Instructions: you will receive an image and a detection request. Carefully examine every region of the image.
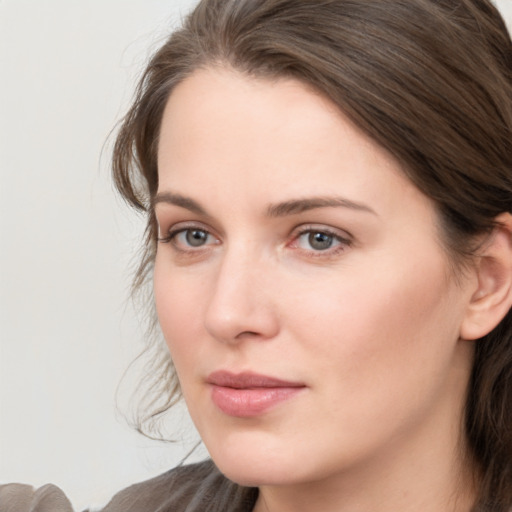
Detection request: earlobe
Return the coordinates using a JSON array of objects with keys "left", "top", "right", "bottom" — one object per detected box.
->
[{"left": 460, "top": 213, "right": 512, "bottom": 341}]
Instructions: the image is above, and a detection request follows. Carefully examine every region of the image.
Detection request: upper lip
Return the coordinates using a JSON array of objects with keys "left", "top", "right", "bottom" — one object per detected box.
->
[{"left": 206, "top": 370, "right": 305, "bottom": 389}]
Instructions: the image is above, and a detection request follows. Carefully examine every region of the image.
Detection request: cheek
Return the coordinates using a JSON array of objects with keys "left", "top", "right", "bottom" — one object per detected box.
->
[
  {"left": 288, "top": 249, "right": 462, "bottom": 394},
  {"left": 153, "top": 261, "right": 206, "bottom": 362}
]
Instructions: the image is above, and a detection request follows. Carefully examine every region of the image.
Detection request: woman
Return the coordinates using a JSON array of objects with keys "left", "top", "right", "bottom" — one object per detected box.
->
[{"left": 3, "top": 0, "right": 511, "bottom": 511}]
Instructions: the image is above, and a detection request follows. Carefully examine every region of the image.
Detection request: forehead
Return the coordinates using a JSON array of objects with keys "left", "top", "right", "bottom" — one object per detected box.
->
[
  {"left": 157, "top": 67, "right": 433, "bottom": 226},
  {"left": 160, "top": 69, "right": 394, "bottom": 182},
  {"left": 158, "top": 67, "right": 350, "bottom": 159}
]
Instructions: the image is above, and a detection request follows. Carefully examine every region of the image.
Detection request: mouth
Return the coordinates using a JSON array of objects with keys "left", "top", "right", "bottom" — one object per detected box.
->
[{"left": 206, "top": 371, "right": 306, "bottom": 417}]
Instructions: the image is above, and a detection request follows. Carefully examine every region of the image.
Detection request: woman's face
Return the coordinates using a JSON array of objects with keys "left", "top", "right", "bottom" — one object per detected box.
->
[{"left": 154, "top": 68, "right": 475, "bottom": 488}]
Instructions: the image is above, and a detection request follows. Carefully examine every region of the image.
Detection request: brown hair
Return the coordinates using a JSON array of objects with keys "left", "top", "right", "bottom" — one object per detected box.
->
[{"left": 112, "top": 0, "right": 512, "bottom": 509}]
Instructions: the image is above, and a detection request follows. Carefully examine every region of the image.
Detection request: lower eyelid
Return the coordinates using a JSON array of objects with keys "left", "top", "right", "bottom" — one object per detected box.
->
[{"left": 172, "top": 228, "right": 220, "bottom": 250}]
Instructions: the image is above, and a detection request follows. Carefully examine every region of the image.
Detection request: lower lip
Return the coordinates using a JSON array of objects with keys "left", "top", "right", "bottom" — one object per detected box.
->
[{"left": 210, "top": 385, "right": 304, "bottom": 417}]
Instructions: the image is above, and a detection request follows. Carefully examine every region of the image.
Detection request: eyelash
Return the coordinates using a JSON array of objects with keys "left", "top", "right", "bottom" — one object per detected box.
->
[
  {"left": 157, "top": 224, "right": 218, "bottom": 250},
  {"left": 290, "top": 225, "right": 352, "bottom": 257},
  {"left": 157, "top": 224, "right": 352, "bottom": 257}
]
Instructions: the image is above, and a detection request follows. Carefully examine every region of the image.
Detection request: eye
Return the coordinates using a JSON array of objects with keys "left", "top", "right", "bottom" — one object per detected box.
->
[
  {"left": 302, "top": 231, "right": 336, "bottom": 251},
  {"left": 181, "top": 228, "right": 210, "bottom": 247},
  {"left": 158, "top": 226, "right": 218, "bottom": 250},
  {"left": 291, "top": 226, "right": 351, "bottom": 254}
]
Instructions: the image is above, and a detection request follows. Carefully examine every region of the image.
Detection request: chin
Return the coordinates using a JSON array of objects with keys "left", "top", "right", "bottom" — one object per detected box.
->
[{"left": 204, "top": 432, "right": 320, "bottom": 487}]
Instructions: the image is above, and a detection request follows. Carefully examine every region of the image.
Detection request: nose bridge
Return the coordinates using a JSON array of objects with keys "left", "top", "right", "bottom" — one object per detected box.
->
[{"left": 204, "top": 239, "right": 278, "bottom": 343}]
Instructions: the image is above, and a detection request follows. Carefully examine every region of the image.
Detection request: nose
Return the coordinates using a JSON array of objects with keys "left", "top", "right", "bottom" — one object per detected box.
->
[{"left": 204, "top": 248, "right": 280, "bottom": 344}]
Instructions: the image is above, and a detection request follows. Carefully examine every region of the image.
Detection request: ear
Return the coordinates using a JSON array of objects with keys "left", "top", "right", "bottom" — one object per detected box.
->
[{"left": 460, "top": 213, "right": 512, "bottom": 341}]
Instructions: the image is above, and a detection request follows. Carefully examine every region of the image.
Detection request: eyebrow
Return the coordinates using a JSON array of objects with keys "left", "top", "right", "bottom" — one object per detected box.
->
[
  {"left": 266, "top": 196, "right": 377, "bottom": 217},
  {"left": 153, "top": 191, "right": 376, "bottom": 217},
  {"left": 153, "top": 192, "right": 208, "bottom": 216}
]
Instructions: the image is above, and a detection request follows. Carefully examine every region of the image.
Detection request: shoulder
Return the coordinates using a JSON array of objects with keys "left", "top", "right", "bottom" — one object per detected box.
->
[
  {"left": 0, "top": 460, "right": 257, "bottom": 512},
  {"left": 0, "top": 483, "right": 74, "bottom": 512},
  {"left": 99, "top": 459, "right": 258, "bottom": 512}
]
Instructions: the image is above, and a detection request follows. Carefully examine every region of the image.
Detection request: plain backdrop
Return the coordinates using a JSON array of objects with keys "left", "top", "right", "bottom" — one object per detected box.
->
[{"left": 1, "top": 0, "right": 511, "bottom": 510}]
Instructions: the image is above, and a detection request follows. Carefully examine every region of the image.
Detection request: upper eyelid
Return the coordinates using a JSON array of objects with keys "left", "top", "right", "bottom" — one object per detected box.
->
[
  {"left": 291, "top": 223, "right": 353, "bottom": 240},
  {"left": 157, "top": 220, "right": 217, "bottom": 239}
]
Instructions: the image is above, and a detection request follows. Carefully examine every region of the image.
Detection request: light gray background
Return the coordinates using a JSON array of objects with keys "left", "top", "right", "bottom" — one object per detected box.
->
[{"left": 1, "top": 1, "right": 511, "bottom": 510}]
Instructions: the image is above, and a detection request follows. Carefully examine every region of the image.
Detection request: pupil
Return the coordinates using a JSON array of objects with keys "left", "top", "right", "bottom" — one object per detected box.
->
[
  {"left": 186, "top": 229, "right": 208, "bottom": 247},
  {"left": 309, "top": 232, "right": 333, "bottom": 250}
]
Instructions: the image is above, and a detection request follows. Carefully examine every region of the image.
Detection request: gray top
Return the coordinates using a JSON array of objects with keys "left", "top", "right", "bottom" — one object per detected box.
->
[
  {"left": 0, "top": 461, "right": 258, "bottom": 512},
  {"left": 0, "top": 483, "right": 74, "bottom": 512}
]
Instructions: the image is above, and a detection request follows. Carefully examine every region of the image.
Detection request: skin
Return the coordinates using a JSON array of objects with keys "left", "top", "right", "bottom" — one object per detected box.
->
[{"left": 153, "top": 67, "right": 479, "bottom": 512}]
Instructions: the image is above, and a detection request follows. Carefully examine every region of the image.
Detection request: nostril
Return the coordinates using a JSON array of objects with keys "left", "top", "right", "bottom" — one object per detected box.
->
[{"left": 235, "top": 331, "right": 260, "bottom": 339}]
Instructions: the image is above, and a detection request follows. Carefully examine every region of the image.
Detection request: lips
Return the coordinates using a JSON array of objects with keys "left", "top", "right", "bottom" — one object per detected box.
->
[{"left": 206, "top": 371, "right": 306, "bottom": 417}]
